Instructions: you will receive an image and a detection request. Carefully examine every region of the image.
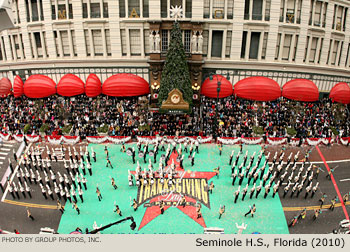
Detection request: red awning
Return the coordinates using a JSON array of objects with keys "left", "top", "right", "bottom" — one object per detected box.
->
[
  {"left": 0, "top": 78, "right": 12, "bottom": 98},
  {"left": 57, "top": 74, "right": 85, "bottom": 97},
  {"left": 330, "top": 82, "right": 350, "bottom": 104},
  {"left": 85, "top": 74, "right": 102, "bottom": 97},
  {"left": 102, "top": 73, "right": 150, "bottom": 97},
  {"left": 282, "top": 79, "right": 319, "bottom": 102},
  {"left": 24, "top": 75, "right": 56, "bottom": 98},
  {"left": 13, "top": 76, "right": 24, "bottom": 98},
  {"left": 201, "top": 75, "right": 233, "bottom": 98},
  {"left": 234, "top": 76, "right": 281, "bottom": 101}
]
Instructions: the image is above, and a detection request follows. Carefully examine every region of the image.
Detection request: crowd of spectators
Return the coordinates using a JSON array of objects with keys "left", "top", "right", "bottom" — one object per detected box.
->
[
  {"left": 202, "top": 96, "right": 350, "bottom": 139},
  {"left": 0, "top": 95, "right": 349, "bottom": 139}
]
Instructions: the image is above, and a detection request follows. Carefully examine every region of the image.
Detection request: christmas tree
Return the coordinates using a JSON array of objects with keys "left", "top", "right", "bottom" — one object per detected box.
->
[{"left": 158, "top": 21, "right": 193, "bottom": 106}]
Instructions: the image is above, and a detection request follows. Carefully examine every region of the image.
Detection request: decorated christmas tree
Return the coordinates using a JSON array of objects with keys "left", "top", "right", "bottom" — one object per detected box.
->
[{"left": 158, "top": 21, "right": 193, "bottom": 106}]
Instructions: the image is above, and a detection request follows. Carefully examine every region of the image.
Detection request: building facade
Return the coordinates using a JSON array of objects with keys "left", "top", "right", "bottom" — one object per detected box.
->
[{"left": 1, "top": 0, "right": 350, "bottom": 101}]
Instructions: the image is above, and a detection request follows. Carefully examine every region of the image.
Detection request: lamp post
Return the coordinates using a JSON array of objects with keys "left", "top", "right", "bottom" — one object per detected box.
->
[{"left": 207, "top": 72, "right": 230, "bottom": 141}]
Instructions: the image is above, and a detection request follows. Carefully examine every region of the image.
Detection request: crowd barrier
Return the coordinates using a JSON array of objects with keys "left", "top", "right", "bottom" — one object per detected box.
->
[{"left": 1, "top": 132, "right": 349, "bottom": 146}]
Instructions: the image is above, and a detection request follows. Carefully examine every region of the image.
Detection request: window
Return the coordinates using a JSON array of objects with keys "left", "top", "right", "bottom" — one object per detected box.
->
[
  {"left": 83, "top": 2, "right": 88, "bottom": 18},
  {"left": 84, "top": 30, "right": 90, "bottom": 56},
  {"left": 331, "top": 40, "right": 339, "bottom": 65},
  {"left": 338, "top": 41, "right": 343, "bottom": 65},
  {"left": 71, "top": 30, "right": 77, "bottom": 56},
  {"left": 121, "top": 29, "right": 127, "bottom": 56},
  {"left": 314, "top": 1, "right": 322, "bottom": 26},
  {"left": 119, "top": 0, "right": 126, "bottom": 17},
  {"left": 143, "top": 0, "right": 149, "bottom": 18},
  {"left": 317, "top": 38, "right": 323, "bottom": 63},
  {"left": 69, "top": 3, "right": 73, "bottom": 19},
  {"left": 0, "top": 42, "right": 3, "bottom": 61},
  {"left": 211, "top": 30, "right": 223, "bottom": 58},
  {"left": 282, "top": 34, "right": 292, "bottom": 60},
  {"left": 296, "top": 0, "right": 302, "bottom": 24},
  {"left": 129, "top": 0, "right": 140, "bottom": 17},
  {"left": 61, "top": 31, "right": 70, "bottom": 56},
  {"left": 326, "top": 39, "right": 332, "bottom": 64},
  {"left": 279, "top": 0, "right": 284, "bottom": 22},
  {"left": 249, "top": 32, "right": 260, "bottom": 59},
  {"left": 161, "top": 30, "right": 169, "bottom": 52},
  {"left": 343, "top": 8, "right": 348, "bottom": 32},
  {"left": 336, "top": 7, "right": 342, "bottom": 31},
  {"left": 14, "top": 35, "right": 21, "bottom": 59},
  {"left": 265, "top": 0, "right": 271, "bottom": 21},
  {"left": 213, "top": 0, "right": 225, "bottom": 19},
  {"left": 58, "top": 3, "right": 67, "bottom": 19},
  {"left": 8, "top": 36, "right": 14, "bottom": 60},
  {"left": 322, "top": 3, "right": 327, "bottom": 27},
  {"left": 105, "top": 29, "right": 111, "bottom": 56},
  {"left": 244, "top": 0, "right": 250, "bottom": 20},
  {"left": 144, "top": 29, "right": 150, "bottom": 55},
  {"left": 202, "top": 30, "right": 209, "bottom": 56},
  {"left": 332, "top": 5, "right": 336, "bottom": 29},
  {"left": 92, "top": 29, "right": 103, "bottom": 56},
  {"left": 293, "top": 35, "right": 298, "bottom": 61},
  {"left": 261, "top": 32, "right": 268, "bottom": 59},
  {"left": 241, "top": 31, "right": 247, "bottom": 58},
  {"left": 225, "top": 31, "right": 232, "bottom": 57},
  {"left": 185, "top": 0, "right": 192, "bottom": 18},
  {"left": 309, "top": 37, "right": 318, "bottom": 63},
  {"left": 91, "top": 2, "right": 101, "bottom": 18},
  {"left": 54, "top": 30, "right": 60, "bottom": 56},
  {"left": 303, "top": 36, "right": 309, "bottom": 62},
  {"left": 275, "top": 33, "right": 281, "bottom": 60},
  {"left": 34, "top": 32, "right": 42, "bottom": 48},
  {"left": 161, "top": 0, "right": 167, "bottom": 18},
  {"left": 309, "top": 0, "right": 313, "bottom": 25},
  {"left": 227, "top": 0, "right": 234, "bottom": 19},
  {"left": 184, "top": 30, "right": 191, "bottom": 53},
  {"left": 204, "top": 0, "right": 210, "bottom": 18},
  {"left": 1, "top": 37, "right": 7, "bottom": 60},
  {"left": 103, "top": 2, "right": 109, "bottom": 18},
  {"left": 130, "top": 29, "right": 141, "bottom": 56},
  {"left": 345, "top": 43, "right": 350, "bottom": 67},
  {"left": 20, "top": 34, "right": 25, "bottom": 59},
  {"left": 252, "top": 0, "right": 263, "bottom": 20}
]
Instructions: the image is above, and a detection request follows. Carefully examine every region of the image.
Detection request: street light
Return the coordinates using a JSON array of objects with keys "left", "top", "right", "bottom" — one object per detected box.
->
[{"left": 207, "top": 72, "right": 230, "bottom": 140}]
